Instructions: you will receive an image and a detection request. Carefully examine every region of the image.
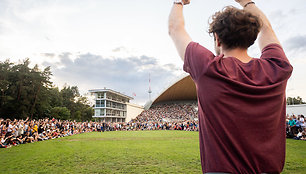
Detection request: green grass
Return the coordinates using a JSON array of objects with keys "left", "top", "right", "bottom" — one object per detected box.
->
[{"left": 0, "top": 131, "right": 305, "bottom": 174}]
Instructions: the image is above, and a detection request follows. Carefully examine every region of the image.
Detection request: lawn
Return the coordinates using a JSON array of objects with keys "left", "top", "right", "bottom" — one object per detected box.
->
[{"left": 0, "top": 131, "right": 305, "bottom": 174}]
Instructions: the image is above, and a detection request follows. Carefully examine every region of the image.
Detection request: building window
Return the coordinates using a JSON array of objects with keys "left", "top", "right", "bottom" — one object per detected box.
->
[
  {"left": 106, "top": 101, "right": 111, "bottom": 107},
  {"left": 96, "top": 100, "right": 105, "bottom": 107},
  {"left": 95, "top": 109, "right": 100, "bottom": 116},
  {"left": 100, "top": 109, "right": 105, "bottom": 116},
  {"left": 97, "top": 92, "right": 104, "bottom": 99},
  {"left": 94, "top": 109, "right": 105, "bottom": 116}
]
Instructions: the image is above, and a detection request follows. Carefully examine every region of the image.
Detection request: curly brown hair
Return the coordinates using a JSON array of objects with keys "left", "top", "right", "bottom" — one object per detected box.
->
[{"left": 209, "top": 6, "right": 262, "bottom": 49}]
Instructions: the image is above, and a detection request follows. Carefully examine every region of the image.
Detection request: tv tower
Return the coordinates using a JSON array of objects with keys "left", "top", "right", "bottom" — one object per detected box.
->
[{"left": 148, "top": 73, "right": 152, "bottom": 101}]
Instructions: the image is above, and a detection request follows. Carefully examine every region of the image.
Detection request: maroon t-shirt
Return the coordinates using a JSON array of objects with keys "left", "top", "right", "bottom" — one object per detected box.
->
[{"left": 183, "top": 42, "right": 293, "bottom": 174}]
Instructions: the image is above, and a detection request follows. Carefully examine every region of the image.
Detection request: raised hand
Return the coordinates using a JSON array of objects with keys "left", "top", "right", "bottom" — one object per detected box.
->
[
  {"left": 234, "top": 0, "right": 252, "bottom": 7},
  {"left": 183, "top": 0, "right": 190, "bottom": 5}
]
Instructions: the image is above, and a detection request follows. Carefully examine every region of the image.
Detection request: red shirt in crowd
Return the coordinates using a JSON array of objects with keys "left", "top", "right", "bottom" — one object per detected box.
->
[{"left": 183, "top": 42, "right": 293, "bottom": 173}]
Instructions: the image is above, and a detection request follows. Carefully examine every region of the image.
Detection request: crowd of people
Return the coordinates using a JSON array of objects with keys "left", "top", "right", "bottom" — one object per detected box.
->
[
  {"left": 286, "top": 114, "right": 306, "bottom": 140},
  {"left": 0, "top": 117, "right": 97, "bottom": 148},
  {"left": 0, "top": 102, "right": 199, "bottom": 148},
  {"left": 135, "top": 103, "right": 198, "bottom": 122},
  {"left": 98, "top": 120, "right": 198, "bottom": 132},
  {"left": 1, "top": 103, "right": 304, "bottom": 149},
  {"left": 0, "top": 118, "right": 198, "bottom": 148}
]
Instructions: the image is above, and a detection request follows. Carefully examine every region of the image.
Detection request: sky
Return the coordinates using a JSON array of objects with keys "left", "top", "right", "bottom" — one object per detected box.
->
[{"left": 0, "top": 0, "right": 305, "bottom": 105}]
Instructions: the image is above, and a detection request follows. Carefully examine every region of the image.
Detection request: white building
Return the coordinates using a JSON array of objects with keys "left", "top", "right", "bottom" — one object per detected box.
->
[
  {"left": 126, "top": 103, "right": 144, "bottom": 122},
  {"left": 89, "top": 88, "right": 143, "bottom": 122}
]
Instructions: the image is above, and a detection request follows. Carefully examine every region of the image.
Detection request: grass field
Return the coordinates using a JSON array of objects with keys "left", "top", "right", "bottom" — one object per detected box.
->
[{"left": 0, "top": 131, "right": 305, "bottom": 174}]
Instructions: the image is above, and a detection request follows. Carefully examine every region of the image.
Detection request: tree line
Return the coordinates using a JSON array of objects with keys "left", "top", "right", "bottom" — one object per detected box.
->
[
  {"left": 286, "top": 96, "right": 306, "bottom": 105},
  {"left": 0, "top": 59, "right": 93, "bottom": 121}
]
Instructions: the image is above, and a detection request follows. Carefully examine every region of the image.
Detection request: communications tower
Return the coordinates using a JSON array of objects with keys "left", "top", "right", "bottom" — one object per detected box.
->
[{"left": 148, "top": 73, "right": 152, "bottom": 101}]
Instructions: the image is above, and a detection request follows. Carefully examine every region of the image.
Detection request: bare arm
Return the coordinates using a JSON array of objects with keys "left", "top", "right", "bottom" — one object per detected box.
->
[
  {"left": 168, "top": 1, "right": 192, "bottom": 61},
  {"left": 236, "top": 0, "right": 280, "bottom": 51}
]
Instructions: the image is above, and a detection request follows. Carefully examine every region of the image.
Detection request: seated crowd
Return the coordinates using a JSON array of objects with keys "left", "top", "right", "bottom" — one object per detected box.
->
[
  {"left": 286, "top": 114, "right": 306, "bottom": 140},
  {"left": 135, "top": 102, "right": 198, "bottom": 122},
  {"left": 0, "top": 117, "right": 96, "bottom": 148},
  {"left": 2, "top": 102, "right": 303, "bottom": 149},
  {"left": 0, "top": 118, "right": 198, "bottom": 148},
  {"left": 0, "top": 103, "right": 198, "bottom": 148},
  {"left": 98, "top": 120, "right": 198, "bottom": 132}
]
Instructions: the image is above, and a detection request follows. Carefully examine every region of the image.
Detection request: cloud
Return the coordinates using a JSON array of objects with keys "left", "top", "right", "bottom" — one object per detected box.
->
[
  {"left": 42, "top": 53, "right": 183, "bottom": 105},
  {"left": 40, "top": 53, "right": 55, "bottom": 58},
  {"left": 112, "top": 46, "right": 125, "bottom": 52},
  {"left": 269, "top": 8, "right": 299, "bottom": 27},
  {"left": 45, "top": 36, "right": 51, "bottom": 41},
  {"left": 285, "top": 35, "right": 306, "bottom": 53}
]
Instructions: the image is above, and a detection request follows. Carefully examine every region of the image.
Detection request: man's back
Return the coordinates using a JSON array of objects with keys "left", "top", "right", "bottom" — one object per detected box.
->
[
  {"left": 184, "top": 42, "right": 293, "bottom": 173},
  {"left": 169, "top": 0, "right": 293, "bottom": 173}
]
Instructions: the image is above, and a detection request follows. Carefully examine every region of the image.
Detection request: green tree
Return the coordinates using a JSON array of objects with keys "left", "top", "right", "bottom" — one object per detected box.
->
[
  {"left": 0, "top": 59, "right": 93, "bottom": 121},
  {"left": 60, "top": 86, "right": 80, "bottom": 119},
  {"left": 0, "top": 60, "right": 13, "bottom": 112},
  {"left": 76, "top": 96, "right": 94, "bottom": 121},
  {"left": 0, "top": 59, "right": 52, "bottom": 119},
  {"left": 50, "top": 107, "right": 71, "bottom": 120},
  {"left": 60, "top": 87, "right": 93, "bottom": 121},
  {"left": 287, "top": 96, "right": 306, "bottom": 105}
]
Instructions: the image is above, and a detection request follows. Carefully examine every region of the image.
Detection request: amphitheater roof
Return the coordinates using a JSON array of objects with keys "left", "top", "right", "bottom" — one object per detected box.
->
[{"left": 151, "top": 75, "right": 197, "bottom": 105}]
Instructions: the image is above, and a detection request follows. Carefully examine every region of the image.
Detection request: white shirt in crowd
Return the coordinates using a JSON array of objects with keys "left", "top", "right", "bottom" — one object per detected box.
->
[
  {"left": 299, "top": 117, "right": 305, "bottom": 127},
  {"left": 7, "top": 124, "right": 13, "bottom": 132}
]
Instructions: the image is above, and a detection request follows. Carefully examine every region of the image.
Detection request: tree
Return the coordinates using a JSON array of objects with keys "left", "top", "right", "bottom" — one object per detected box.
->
[
  {"left": 28, "top": 65, "right": 52, "bottom": 119},
  {"left": 60, "top": 86, "right": 93, "bottom": 121},
  {"left": 0, "top": 59, "right": 52, "bottom": 119},
  {"left": 76, "top": 96, "right": 94, "bottom": 121},
  {"left": 50, "top": 107, "right": 71, "bottom": 120},
  {"left": 287, "top": 96, "right": 306, "bottom": 105},
  {"left": 0, "top": 59, "right": 93, "bottom": 121},
  {"left": 3, "top": 59, "right": 34, "bottom": 119},
  {"left": 49, "top": 87, "right": 63, "bottom": 107},
  {"left": 0, "top": 60, "right": 13, "bottom": 112}
]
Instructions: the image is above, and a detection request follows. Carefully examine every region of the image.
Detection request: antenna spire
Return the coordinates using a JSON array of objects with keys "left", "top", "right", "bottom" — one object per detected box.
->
[{"left": 148, "top": 73, "right": 152, "bottom": 101}]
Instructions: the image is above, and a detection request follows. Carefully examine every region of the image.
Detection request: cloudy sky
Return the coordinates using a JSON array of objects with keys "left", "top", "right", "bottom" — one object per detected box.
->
[{"left": 0, "top": 0, "right": 305, "bottom": 105}]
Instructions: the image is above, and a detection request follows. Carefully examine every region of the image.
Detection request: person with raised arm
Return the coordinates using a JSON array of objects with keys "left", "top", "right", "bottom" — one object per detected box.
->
[{"left": 169, "top": 0, "right": 293, "bottom": 173}]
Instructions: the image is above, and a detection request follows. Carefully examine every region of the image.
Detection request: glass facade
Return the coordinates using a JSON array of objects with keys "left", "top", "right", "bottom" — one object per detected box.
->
[
  {"left": 95, "top": 100, "right": 105, "bottom": 107},
  {"left": 105, "top": 101, "right": 125, "bottom": 110},
  {"left": 92, "top": 90, "right": 131, "bottom": 122},
  {"left": 94, "top": 109, "right": 105, "bottom": 116},
  {"left": 97, "top": 92, "right": 105, "bottom": 99}
]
